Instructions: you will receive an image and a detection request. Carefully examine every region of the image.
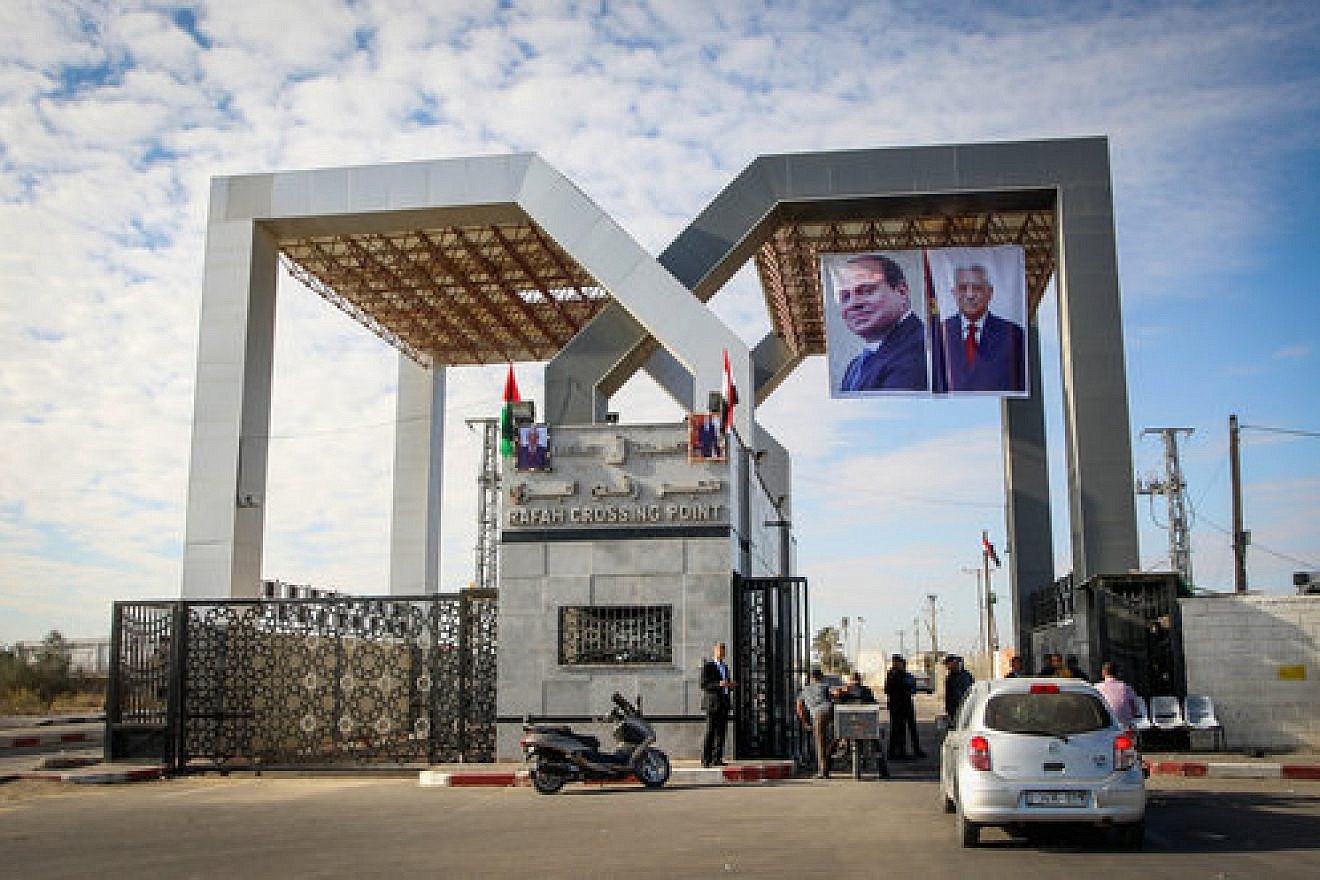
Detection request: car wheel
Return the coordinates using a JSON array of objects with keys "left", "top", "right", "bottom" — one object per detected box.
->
[
  {"left": 942, "top": 787, "right": 956, "bottom": 814},
  {"left": 1116, "top": 820, "right": 1145, "bottom": 849}
]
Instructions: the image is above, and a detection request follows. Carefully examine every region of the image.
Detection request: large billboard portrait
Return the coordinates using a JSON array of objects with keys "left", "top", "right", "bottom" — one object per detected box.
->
[
  {"left": 821, "top": 251, "right": 930, "bottom": 397},
  {"left": 927, "top": 245, "right": 1028, "bottom": 397},
  {"left": 821, "top": 246, "right": 1028, "bottom": 399}
]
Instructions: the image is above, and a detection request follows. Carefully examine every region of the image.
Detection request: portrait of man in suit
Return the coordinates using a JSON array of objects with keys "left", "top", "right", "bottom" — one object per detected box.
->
[
  {"left": 939, "top": 262, "right": 1026, "bottom": 393},
  {"left": 515, "top": 424, "right": 550, "bottom": 471},
  {"left": 687, "top": 412, "right": 725, "bottom": 461},
  {"left": 828, "top": 253, "right": 929, "bottom": 394}
]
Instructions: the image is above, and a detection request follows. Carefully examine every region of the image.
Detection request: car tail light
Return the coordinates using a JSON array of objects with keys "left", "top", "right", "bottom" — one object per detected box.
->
[
  {"left": 519, "top": 737, "right": 529, "bottom": 748},
  {"left": 1029, "top": 684, "right": 1060, "bottom": 694},
  {"left": 1114, "top": 733, "right": 1138, "bottom": 771},
  {"left": 968, "top": 735, "right": 992, "bottom": 771}
]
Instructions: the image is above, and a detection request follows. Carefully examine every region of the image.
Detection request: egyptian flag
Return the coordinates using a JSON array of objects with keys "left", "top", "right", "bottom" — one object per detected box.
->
[
  {"left": 925, "top": 250, "right": 949, "bottom": 394},
  {"left": 499, "top": 363, "right": 520, "bottom": 458},
  {"left": 721, "top": 348, "right": 739, "bottom": 433},
  {"left": 982, "top": 531, "right": 1002, "bottom": 568}
]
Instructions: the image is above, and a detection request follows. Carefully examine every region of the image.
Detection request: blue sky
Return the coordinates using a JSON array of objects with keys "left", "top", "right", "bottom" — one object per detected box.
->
[{"left": 1, "top": 1, "right": 1318, "bottom": 658}]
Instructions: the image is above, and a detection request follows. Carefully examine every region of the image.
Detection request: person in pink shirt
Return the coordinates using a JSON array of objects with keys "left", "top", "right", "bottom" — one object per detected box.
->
[{"left": 1095, "top": 661, "right": 1142, "bottom": 726}]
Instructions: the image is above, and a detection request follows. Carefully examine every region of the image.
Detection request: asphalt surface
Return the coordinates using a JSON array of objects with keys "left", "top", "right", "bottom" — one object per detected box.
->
[{"left": 4, "top": 771, "right": 1319, "bottom": 878}]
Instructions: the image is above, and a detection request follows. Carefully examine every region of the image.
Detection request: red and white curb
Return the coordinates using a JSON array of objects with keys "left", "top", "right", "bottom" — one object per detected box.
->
[
  {"left": 0, "top": 731, "right": 98, "bottom": 751},
  {"left": 419, "top": 761, "right": 795, "bottom": 788},
  {"left": 1, "top": 767, "right": 162, "bottom": 785},
  {"left": 1144, "top": 760, "right": 1320, "bottom": 780}
]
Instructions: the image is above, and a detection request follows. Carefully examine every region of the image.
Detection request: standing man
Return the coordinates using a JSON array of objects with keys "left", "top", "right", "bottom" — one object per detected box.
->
[
  {"left": 834, "top": 254, "right": 929, "bottom": 392},
  {"left": 943, "top": 655, "right": 974, "bottom": 718},
  {"left": 699, "top": 642, "right": 734, "bottom": 767},
  {"left": 796, "top": 668, "right": 835, "bottom": 779},
  {"left": 884, "top": 655, "right": 924, "bottom": 760},
  {"left": 940, "top": 264, "right": 1025, "bottom": 392},
  {"left": 1095, "top": 662, "right": 1143, "bottom": 727}
]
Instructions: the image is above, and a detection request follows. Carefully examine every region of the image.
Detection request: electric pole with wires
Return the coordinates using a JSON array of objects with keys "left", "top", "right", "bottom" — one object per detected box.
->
[{"left": 1137, "top": 427, "right": 1195, "bottom": 588}]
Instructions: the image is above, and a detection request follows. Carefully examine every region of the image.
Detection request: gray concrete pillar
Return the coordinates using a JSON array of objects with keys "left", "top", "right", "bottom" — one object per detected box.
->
[
  {"left": 389, "top": 357, "right": 445, "bottom": 594},
  {"left": 1002, "top": 324, "right": 1054, "bottom": 664},
  {"left": 181, "top": 190, "right": 278, "bottom": 598},
  {"left": 1055, "top": 149, "right": 1139, "bottom": 579}
]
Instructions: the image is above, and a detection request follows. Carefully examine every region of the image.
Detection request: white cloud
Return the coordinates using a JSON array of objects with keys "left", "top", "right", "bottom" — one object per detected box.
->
[{"left": 3, "top": 0, "right": 1320, "bottom": 645}]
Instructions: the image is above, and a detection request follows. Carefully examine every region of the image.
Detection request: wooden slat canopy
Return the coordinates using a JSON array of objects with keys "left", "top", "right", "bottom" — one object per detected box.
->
[{"left": 279, "top": 222, "right": 609, "bottom": 366}]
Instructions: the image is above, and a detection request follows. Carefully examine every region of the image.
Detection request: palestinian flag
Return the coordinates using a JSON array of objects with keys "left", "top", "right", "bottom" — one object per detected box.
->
[{"left": 499, "top": 363, "right": 520, "bottom": 458}]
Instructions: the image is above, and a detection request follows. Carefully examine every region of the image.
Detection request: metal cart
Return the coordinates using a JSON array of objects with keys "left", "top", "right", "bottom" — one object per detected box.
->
[{"left": 832, "top": 705, "right": 890, "bottom": 779}]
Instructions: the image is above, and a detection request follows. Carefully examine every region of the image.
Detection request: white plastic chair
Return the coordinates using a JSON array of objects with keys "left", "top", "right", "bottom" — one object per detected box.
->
[
  {"left": 1184, "top": 695, "right": 1226, "bottom": 751},
  {"left": 1150, "top": 695, "right": 1187, "bottom": 731},
  {"left": 1131, "top": 696, "right": 1155, "bottom": 732}
]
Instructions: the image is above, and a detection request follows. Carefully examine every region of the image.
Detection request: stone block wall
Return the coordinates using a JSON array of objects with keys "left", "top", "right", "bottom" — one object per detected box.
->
[
  {"left": 1180, "top": 595, "right": 1320, "bottom": 751},
  {"left": 495, "top": 536, "right": 733, "bottom": 760}
]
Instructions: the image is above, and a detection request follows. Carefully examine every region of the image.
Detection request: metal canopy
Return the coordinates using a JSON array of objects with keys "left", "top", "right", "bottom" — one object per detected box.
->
[
  {"left": 754, "top": 206, "right": 1056, "bottom": 358},
  {"left": 278, "top": 221, "right": 609, "bottom": 367}
]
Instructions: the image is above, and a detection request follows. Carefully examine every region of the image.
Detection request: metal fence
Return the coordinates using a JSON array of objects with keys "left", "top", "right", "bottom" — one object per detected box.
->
[
  {"left": 733, "top": 576, "right": 809, "bottom": 761},
  {"left": 106, "top": 592, "right": 497, "bottom": 772}
]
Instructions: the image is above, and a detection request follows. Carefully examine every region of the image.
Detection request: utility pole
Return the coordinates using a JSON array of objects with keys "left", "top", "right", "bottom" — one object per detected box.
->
[
  {"left": 913, "top": 615, "right": 922, "bottom": 659},
  {"left": 926, "top": 594, "right": 940, "bottom": 657},
  {"left": 855, "top": 616, "right": 865, "bottom": 667},
  {"left": 960, "top": 566, "right": 983, "bottom": 658},
  {"left": 1229, "top": 414, "right": 1248, "bottom": 593},
  {"left": 897, "top": 628, "right": 906, "bottom": 658},
  {"left": 466, "top": 418, "right": 500, "bottom": 592},
  {"left": 981, "top": 534, "right": 996, "bottom": 658},
  {"left": 1137, "top": 426, "right": 1196, "bottom": 587}
]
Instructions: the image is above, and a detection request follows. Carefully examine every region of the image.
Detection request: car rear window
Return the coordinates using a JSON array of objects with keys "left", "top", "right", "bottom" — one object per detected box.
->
[{"left": 984, "top": 692, "right": 1112, "bottom": 735}]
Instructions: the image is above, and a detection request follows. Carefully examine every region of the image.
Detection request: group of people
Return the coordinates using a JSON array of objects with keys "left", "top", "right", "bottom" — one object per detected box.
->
[
  {"left": 1021, "top": 651, "right": 1087, "bottom": 679},
  {"left": 701, "top": 642, "right": 1143, "bottom": 774},
  {"left": 792, "top": 654, "right": 960, "bottom": 778},
  {"left": 793, "top": 668, "right": 891, "bottom": 779}
]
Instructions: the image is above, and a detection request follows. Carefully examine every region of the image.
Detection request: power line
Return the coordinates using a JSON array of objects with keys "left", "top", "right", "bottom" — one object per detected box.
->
[
  {"left": 1190, "top": 506, "right": 1320, "bottom": 570},
  {"left": 1240, "top": 424, "right": 1320, "bottom": 440}
]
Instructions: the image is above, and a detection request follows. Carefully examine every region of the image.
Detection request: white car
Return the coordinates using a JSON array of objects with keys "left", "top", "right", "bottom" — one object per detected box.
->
[{"left": 939, "top": 678, "right": 1146, "bottom": 848}]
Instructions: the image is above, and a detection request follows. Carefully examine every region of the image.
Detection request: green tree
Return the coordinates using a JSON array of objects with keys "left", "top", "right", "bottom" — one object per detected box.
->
[
  {"left": 811, "top": 626, "right": 852, "bottom": 675},
  {"left": 32, "top": 630, "right": 73, "bottom": 700}
]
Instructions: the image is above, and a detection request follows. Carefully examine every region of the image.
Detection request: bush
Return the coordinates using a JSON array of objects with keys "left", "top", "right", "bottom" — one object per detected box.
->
[
  {"left": 1, "top": 631, "right": 99, "bottom": 714},
  {"left": 0, "top": 687, "right": 46, "bottom": 715}
]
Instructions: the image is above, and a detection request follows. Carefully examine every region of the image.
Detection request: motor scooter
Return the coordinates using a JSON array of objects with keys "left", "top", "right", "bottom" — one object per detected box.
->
[{"left": 520, "top": 692, "right": 671, "bottom": 794}]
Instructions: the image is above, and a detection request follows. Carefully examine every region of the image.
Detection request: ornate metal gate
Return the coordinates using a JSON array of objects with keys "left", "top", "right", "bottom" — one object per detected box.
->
[
  {"left": 732, "top": 575, "right": 809, "bottom": 760},
  {"left": 106, "top": 592, "right": 497, "bottom": 771}
]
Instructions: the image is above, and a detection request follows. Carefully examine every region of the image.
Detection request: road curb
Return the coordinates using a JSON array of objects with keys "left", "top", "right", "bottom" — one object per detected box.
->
[
  {"left": 1, "top": 766, "right": 163, "bottom": 785},
  {"left": 0, "top": 731, "right": 99, "bottom": 751},
  {"left": 419, "top": 761, "right": 795, "bottom": 788},
  {"left": 1143, "top": 760, "right": 1320, "bottom": 780}
]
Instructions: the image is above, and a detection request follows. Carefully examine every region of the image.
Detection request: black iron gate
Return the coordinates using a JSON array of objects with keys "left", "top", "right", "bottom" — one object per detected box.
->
[
  {"left": 732, "top": 575, "right": 809, "bottom": 760},
  {"left": 106, "top": 592, "right": 497, "bottom": 771}
]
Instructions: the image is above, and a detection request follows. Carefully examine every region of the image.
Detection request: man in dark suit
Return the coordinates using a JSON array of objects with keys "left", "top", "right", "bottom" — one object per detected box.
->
[
  {"left": 883, "top": 655, "right": 925, "bottom": 759},
  {"left": 835, "top": 254, "right": 929, "bottom": 392},
  {"left": 699, "top": 641, "right": 735, "bottom": 767},
  {"left": 940, "top": 264, "right": 1025, "bottom": 392}
]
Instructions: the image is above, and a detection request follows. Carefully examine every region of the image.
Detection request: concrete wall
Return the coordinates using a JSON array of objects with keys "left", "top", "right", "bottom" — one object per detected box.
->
[
  {"left": 1181, "top": 595, "right": 1320, "bottom": 751},
  {"left": 495, "top": 536, "right": 732, "bottom": 760}
]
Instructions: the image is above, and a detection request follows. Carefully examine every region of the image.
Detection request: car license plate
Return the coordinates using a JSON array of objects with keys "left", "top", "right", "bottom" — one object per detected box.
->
[{"left": 1024, "top": 790, "right": 1089, "bottom": 808}]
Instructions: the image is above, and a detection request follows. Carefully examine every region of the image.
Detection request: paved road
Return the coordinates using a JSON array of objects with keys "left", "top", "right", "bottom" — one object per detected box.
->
[{"left": 4, "top": 774, "right": 1319, "bottom": 878}]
